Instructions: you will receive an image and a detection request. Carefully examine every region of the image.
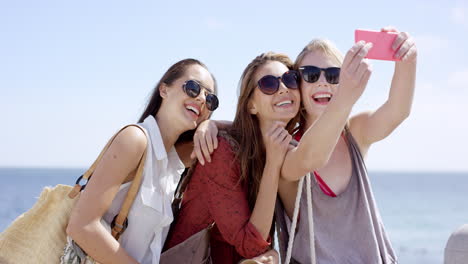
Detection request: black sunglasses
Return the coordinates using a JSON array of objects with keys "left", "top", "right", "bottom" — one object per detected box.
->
[
  {"left": 257, "top": 70, "right": 299, "bottom": 95},
  {"left": 299, "top": 66, "right": 341, "bottom": 84},
  {"left": 182, "top": 80, "right": 219, "bottom": 111}
]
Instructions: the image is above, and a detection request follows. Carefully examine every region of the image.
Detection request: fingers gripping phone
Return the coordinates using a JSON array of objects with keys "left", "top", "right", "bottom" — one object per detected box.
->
[{"left": 355, "top": 29, "right": 400, "bottom": 61}]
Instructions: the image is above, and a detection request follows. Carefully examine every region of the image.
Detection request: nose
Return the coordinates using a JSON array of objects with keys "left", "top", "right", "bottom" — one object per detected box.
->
[
  {"left": 278, "top": 81, "right": 289, "bottom": 94},
  {"left": 317, "top": 70, "right": 328, "bottom": 85},
  {"left": 194, "top": 91, "right": 206, "bottom": 106}
]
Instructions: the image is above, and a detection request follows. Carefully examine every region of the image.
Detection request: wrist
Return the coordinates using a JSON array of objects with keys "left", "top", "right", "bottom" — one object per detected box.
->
[
  {"left": 330, "top": 94, "right": 354, "bottom": 113},
  {"left": 395, "top": 60, "right": 417, "bottom": 71},
  {"left": 264, "top": 158, "right": 283, "bottom": 171}
]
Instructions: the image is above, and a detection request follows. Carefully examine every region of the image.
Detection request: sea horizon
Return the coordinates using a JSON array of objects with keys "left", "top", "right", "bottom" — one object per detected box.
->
[{"left": 1, "top": 167, "right": 467, "bottom": 263}]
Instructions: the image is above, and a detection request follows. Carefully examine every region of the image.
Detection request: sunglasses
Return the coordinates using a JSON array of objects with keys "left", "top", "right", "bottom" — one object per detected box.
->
[
  {"left": 182, "top": 80, "right": 219, "bottom": 111},
  {"left": 257, "top": 70, "right": 299, "bottom": 95},
  {"left": 299, "top": 66, "right": 341, "bottom": 84}
]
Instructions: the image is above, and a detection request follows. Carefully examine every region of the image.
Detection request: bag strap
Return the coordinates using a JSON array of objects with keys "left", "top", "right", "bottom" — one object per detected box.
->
[
  {"left": 68, "top": 124, "right": 148, "bottom": 240},
  {"left": 284, "top": 173, "right": 316, "bottom": 264}
]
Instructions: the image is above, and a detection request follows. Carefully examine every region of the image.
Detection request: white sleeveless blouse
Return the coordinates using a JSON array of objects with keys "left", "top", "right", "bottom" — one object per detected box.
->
[{"left": 101, "top": 115, "right": 185, "bottom": 264}]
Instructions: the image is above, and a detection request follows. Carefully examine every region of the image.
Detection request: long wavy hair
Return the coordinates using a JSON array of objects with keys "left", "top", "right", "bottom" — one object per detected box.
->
[
  {"left": 230, "top": 52, "right": 300, "bottom": 210},
  {"left": 174, "top": 53, "right": 299, "bottom": 247}
]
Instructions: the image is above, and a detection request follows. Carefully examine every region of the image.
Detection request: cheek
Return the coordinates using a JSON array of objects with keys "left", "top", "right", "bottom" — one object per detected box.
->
[
  {"left": 167, "top": 88, "right": 187, "bottom": 107},
  {"left": 292, "top": 89, "right": 301, "bottom": 99},
  {"left": 252, "top": 91, "right": 271, "bottom": 110},
  {"left": 300, "top": 91, "right": 315, "bottom": 113},
  {"left": 301, "top": 82, "right": 314, "bottom": 96},
  {"left": 332, "top": 84, "right": 339, "bottom": 93},
  {"left": 301, "top": 89, "right": 311, "bottom": 104}
]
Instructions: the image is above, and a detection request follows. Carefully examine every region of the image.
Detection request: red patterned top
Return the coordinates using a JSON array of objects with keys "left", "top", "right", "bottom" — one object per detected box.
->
[{"left": 164, "top": 137, "right": 271, "bottom": 263}]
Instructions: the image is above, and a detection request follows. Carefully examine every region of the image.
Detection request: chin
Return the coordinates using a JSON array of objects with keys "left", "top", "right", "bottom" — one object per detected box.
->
[
  {"left": 189, "top": 120, "right": 197, "bottom": 130},
  {"left": 274, "top": 113, "right": 296, "bottom": 124},
  {"left": 285, "top": 109, "right": 300, "bottom": 120},
  {"left": 180, "top": 117, "right": 196, "bottom": 131}
]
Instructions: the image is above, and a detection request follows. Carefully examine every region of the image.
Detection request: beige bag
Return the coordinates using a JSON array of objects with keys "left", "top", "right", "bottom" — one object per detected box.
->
[{"left": 0, "top": 125, "right": 148, "bottom": 264}]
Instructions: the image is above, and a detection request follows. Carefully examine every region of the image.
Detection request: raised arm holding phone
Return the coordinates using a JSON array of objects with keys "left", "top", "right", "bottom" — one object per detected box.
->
[{"left": 276, "top": 26, "right": 417, "bottom": 264}]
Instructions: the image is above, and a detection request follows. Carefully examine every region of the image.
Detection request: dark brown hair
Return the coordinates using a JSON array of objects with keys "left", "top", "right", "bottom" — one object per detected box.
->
[
  {"left": 175, "top": 53, "right": 299, "bottom": 247},
  {"left": 231, "top": 52, "right": 299, "bottom": 210},
  {"left": 138, "top": 58, "right": 217, "bottom": 143}
]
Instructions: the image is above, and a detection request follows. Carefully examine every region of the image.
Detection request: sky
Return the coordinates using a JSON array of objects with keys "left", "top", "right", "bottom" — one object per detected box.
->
[{"left": 0, "top": 0, "right": 467, "bottom": 171}]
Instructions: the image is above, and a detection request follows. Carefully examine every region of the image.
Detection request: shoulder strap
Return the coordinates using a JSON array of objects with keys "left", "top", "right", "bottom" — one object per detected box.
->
[
  {"left": 284, "top": 173, "right": 316, "bottom": 264},
  {"left": 68, "top": 124, "right": 148, "bottom": 240}
]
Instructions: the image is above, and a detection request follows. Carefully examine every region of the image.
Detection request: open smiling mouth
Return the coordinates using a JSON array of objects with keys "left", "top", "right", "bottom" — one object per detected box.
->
[
  {"left": 275, "top": 100, "right": 293, "bottom": 107},
  {"left": 185, "top": 105, "right": 200, "bottom": 118},
  {"left": 312, "top": 94, "right": 332, "bottom": 104}
]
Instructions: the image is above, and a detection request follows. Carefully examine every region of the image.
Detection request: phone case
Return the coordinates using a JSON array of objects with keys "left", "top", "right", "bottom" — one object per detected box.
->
[{"left": 355, "top": 29, "right": 400, "bottom": 61}]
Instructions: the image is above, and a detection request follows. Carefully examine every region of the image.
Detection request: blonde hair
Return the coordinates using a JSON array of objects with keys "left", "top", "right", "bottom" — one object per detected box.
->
[
  {"left": 294, "top": 38, "right": 344, "bottom": 68},
  {"left": 293, "top": 39, "right": 345, "bottom": 134}
]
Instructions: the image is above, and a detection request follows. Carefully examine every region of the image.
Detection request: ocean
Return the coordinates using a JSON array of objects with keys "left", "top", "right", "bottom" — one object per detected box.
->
[{"left": 1, "top": 168, "right": 467, "bottom": 263}]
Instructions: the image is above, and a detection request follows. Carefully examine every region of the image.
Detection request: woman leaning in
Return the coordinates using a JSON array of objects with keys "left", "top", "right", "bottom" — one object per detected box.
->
[
  {"left": 164, "top": 52, "right": 300, "bottom": 264},
  {"left": 65, "top": 59, "right": 219, "bottom": 264}
]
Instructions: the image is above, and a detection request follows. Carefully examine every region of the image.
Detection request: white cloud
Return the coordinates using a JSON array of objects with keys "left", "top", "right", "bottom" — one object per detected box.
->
[
  {"left": 418, "top": 82, "right": 436, "bottom": 92},
  {"left": 203, "top": 17, "right": 224, "bottom": 30},
  {"left": 451, "top": 6, "right": 468, "bottom": 26},
  {"left": 414, "top": 35, "right": 449, "bottom": 55},
  {"left": 359, "top": 66, "right": 468, "bottom": 171},
  {"left": 367, "top": 85, "right": 468, "bottom": 172},
  {"left": 447, "top": 69, "right": 468, "bottom": 90}
]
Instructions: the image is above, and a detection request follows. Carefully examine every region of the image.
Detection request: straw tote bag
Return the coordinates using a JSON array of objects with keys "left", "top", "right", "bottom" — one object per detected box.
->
[{"left": 0, "top": 124, "right": 148, "bottom": 264}]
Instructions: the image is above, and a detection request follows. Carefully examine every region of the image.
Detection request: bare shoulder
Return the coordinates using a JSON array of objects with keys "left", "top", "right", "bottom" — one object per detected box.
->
[{"left": 111, "top": 126, "right": 147, "bottom": 159}]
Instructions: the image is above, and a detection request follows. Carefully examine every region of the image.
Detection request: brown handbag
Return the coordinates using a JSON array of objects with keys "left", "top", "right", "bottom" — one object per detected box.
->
[
  {"left": 160, "top": 167, "right": 214, "bottom": 264},
  {"left": 159, "top": 166, "right": 274, "bottom": 264},
  {"left": 159, "top": 222, "right": 214, "bottom": 264}
]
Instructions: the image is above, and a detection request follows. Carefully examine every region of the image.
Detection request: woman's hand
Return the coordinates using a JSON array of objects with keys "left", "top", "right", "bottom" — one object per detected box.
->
[
  {"left": 335, "top": 41, "right": 373, "bottom": 105},
  {"left": 381, "top": 26, "right": 417, "bottom": 65},
  {"left": 263, "top": 121, "right": 292, "bottom": 169},
  {"left": 347, "top": 27, "right": 417, "bottom": 155},
  {"left": 239, "top": 249, "right": 279, "bottom": 264},
  {"left": 190, "top": 120, "right": 219, "bottom": 165},
  {"left": 251, "top": 249, "right": 279, "bottom": 264}
]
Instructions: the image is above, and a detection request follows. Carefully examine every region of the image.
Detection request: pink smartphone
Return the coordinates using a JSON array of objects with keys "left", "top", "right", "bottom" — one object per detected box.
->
[{"left": 355, "top": 29, "right": 400, "bottom": 61}]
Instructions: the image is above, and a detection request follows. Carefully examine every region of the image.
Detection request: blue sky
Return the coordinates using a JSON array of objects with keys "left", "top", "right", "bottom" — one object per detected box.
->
[{"left": 1, "top": 0, "right": 467, "bottom": 171}]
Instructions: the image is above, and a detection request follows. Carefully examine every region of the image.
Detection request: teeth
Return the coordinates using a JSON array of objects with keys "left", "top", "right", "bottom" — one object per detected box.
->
[
  {"left": 186, "top": 105, "right": 199, "bottom": 115},
  {"left": 313, "top": 94, "right": 332, "bottom": 99},
  {"left": 275, "top": 100, "right": 292, "bottom": 106}
]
